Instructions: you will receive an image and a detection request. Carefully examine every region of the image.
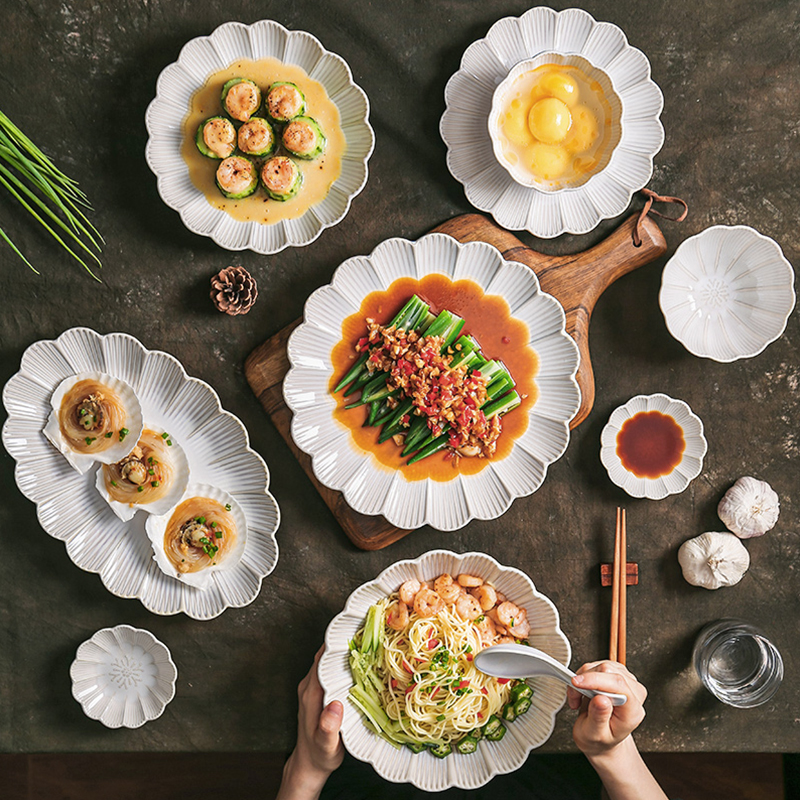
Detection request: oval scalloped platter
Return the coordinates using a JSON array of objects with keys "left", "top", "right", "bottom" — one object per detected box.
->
[
  {"left": 2, "top": 328, "right": 280, "bottom": 620},
  {"left": 283, "top": 233, "right": 581, "bottom": 531},
  {"left": 145, "top": 19, "right": 375, "bottom": 255}
]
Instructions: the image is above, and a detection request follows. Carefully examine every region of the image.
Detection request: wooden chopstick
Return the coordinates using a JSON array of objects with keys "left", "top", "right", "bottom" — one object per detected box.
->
[{"left": 609, "top": 507, "right": 627, "bottom": 665}]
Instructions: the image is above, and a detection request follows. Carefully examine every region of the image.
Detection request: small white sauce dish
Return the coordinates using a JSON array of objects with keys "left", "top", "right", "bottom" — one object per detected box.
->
[
  {"left": 659, "top": 225, "right": 796, "bottom": 362},
  {"left": 488, "top": 53, "right": 622, "bottom": 192},
  {"left": 600, "top": 393, "right": 707, "bottom": 501},
  {"left": 70, "top": 625, "right": 177, "bottom": 729}
]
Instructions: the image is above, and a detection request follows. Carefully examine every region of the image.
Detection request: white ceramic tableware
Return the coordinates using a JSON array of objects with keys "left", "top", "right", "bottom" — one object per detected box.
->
[
  {"left": 474, "top": 644, "right": 626, "bottom": 705},
  {"left": 318, "top": 550, "right": 571, "bottom": 792},
  {"left": 283, "top": 232, "right": 581, "bottom": 531},
  {"left": 659, "top": 225, "right": 796, "bottom": 362},
  {"left": 2, "top": 328, "right": 280, "bottom": 619},
  {"left": 441, "top": 6, "right": 664, "bottom": 238},
  {"left": 145, "top": 19, "right": 374, "bottom": 255},
  {"left": 600, "top": 393, "right": 707, "bottom": 500},
  {"left": 70, "top": 625, "right": 177, "bottom": 729}
]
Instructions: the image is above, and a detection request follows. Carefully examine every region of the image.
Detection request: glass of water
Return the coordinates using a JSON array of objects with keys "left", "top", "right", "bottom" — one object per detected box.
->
[{"left": 693, "top": 619, "right": 783, "bottom": 708}]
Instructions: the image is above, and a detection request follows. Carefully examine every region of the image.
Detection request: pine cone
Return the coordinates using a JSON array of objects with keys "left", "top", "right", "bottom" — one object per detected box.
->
[{"left": 210, "top": 266, "right": 258, "bottom": 315}]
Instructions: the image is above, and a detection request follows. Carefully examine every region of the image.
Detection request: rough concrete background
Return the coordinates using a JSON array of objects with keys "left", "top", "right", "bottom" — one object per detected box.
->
[{"left": 0, "top": 0, "right": 798, "bottom": 756}]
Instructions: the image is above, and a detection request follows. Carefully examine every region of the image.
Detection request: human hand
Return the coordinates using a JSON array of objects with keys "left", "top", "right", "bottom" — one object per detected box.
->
[
  {"left": 277, "top": 646, "right": 344, "bottom": 800},
  {"left": 568, "top": 661, "right": 647, "bottom": 759}
]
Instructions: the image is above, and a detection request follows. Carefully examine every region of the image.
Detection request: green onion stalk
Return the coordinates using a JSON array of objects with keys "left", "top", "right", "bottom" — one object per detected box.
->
[{"left": 0, "top": 110, "right": 103, "bottom": 279}]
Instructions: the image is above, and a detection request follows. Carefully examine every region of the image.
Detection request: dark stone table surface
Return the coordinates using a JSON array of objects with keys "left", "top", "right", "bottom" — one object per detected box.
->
[{"left": 0, "top": 0, "right": 798, "bottom": 757}]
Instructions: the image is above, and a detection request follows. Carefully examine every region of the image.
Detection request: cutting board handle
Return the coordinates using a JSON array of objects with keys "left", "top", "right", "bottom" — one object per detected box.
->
[{"left": 431, "top": 213, "right": 667, "bottom": 427}]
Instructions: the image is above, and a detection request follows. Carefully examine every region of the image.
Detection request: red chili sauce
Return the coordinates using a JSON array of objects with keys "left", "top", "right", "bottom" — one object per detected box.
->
[
  {"left": 329, "top": 274, "right": 539, "bottom": 483},
  {"left": 615, "top": 411, "right": 685, "bottom": 479}
]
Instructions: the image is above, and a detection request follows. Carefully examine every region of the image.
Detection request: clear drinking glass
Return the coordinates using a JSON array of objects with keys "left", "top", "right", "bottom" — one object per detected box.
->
[{"left": 692, "top": 619, "right": 783, "bottom": 708}]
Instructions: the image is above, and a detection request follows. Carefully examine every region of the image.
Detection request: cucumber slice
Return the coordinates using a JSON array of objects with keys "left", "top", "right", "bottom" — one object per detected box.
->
[
  {"left": 282, "top": 116, "right": 326, "bottom": 160},
  {"left": 195, "top": 117, "right": 237, "bottom": 159}
]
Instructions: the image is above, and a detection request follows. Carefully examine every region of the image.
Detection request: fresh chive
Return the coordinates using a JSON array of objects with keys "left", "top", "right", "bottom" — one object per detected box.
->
[
  {"left": 84, "top": 436, "right": 95, "bottom": 445},
  {"left": 198, "top": 516, "right": 206, "bottom": 524},
  {"left": 151, "top": 480, "right": 159, "bottom": 488},
  {"left": 436, "top": 714, "right": 445, "bottom": 721},
  {"left": 225, "top": 504, "right": 231, "bottom": 511},
  {"left": 137, "top": 486, "right": 144, "bottom": 492},
  {"left": 104, "top": 431, "right": 112, "bottom": 438},
  {"left": 79, "top": 408, "right": 87, "bottom": 416},
  {"left": 110, "top": 480, "right": 118, "bottom": 487},
  {"left": 148, "top": 468, "right": 155, "bottom": 475},
  {"left": 161, "top": 432, "right": 169, "bottom": 439},
  {"left": 166, "top": 440, "right": 172, "bottom": 446}
]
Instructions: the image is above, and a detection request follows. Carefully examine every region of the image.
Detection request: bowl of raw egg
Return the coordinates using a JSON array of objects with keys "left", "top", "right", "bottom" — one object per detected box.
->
[{"left": 489, "top": 55, "right": 622, "bottom": 191}]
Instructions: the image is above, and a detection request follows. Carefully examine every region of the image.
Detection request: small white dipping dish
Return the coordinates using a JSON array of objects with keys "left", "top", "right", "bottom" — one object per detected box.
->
[
  {"left": 600, "top": 393, "right": 707, "bottom": 500},
  {"left": 70, "top": 624, "right": 177, "bottom": 729},
  {"left": 488, "top": 53, "right": 622, "bottom": 191},
  {"left": 659, "top": 225, "right": 796, "bottom": 362}
]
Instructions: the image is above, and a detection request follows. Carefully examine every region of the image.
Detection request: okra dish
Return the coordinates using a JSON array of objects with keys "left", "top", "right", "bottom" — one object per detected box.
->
[
  {"left": 349, "top": 573, "right": 535, "bottom": 757},
  {"left": 181, "top": 58, "right": 344, "bottom": 225},
  {"left": 330, "top": 274, "right": 538, "bottom": 480}
]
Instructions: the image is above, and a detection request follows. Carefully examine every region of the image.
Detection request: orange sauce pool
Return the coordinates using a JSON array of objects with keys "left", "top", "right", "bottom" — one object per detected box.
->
[
  {"left": 329, "top": 274, "right": 539, "bottom": 482},
  {"left": 616, "top": 411, "right": 685, "bottom": 479}
]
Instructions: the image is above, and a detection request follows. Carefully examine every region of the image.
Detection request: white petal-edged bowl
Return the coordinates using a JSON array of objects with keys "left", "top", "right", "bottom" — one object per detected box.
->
[
  {"left": 70, "top": 625, "right": 177, "bottom": 729},
  {"left": 440, "top": 6, "right": 664, "bottom": 238},
  {"left": 283, "top": 233, "right": 581, "bottom": 531},
  {"left": 659, "top": 225, "right": 796, "bottom": 362},
  {"left": 319, "top": 550, "right": 571, "bottom": 792},
  {"left": 600, "top": 393, "right": 707, "bottom": 500},
  {"left": 2, "top": 328, "right": 280, "bottom": 620},
  {"left": 145, "top": 19, "right": 374, "bottom": 255}
]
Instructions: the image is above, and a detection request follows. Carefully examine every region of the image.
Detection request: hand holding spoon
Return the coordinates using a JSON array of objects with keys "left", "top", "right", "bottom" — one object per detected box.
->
[{"left": 474, "top": 644, "right": 627, "bottom": 706}]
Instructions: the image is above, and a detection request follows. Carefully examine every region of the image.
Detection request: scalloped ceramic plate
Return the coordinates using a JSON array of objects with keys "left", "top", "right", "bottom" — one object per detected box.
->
[
  {"left": 283, "top": 233, "right": 581, "bottom": 531},
  {"left": 659, "top": 225, "right": 796, "bottom": 362},
  {"left": 440, "top": 6, "right": 664, "bottom": 237},
  {"left": 2, "top": 328, "right": 280, "bottom": 620},
  {"left": 145, "top": 19, "right": 374, "bottom": 254},
  {"left": 319, "top": 550, "right": 570, "bottom": 792},
  {"left": 600, "top": 393, "right": 707, "bottom": 500},
  {"left": 70, "top": 625, "right": 177, "bottom": 729}
]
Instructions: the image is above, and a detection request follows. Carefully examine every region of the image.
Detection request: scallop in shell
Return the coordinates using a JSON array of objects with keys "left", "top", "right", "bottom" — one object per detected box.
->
[
  {"left": 43, "top": 372, "right": 144, "bottom": 474},
  {"left": 95, "top": 426, "right": 190, "bottom": 522},
  {"left": 144, "top": 483, "right": 247, "bottom": 590}
]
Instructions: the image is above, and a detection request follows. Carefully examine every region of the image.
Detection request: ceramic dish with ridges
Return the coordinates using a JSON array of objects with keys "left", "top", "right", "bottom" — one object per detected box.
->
[
  {"left": 283, "top": 233, "right": 581, "bottom": 531},
  {"left": 145, "top": 19, "right": 374, "bottom": 255},
  {"left": 70, "top": 624, "right": 177, "bottom": 729},
  {"left": 2, "top": 328, "right": 280, "bottom": 620},
  {"left": 440, "top": 6, "right": 664, "bottom": 238},
  {"left": 600, "top": 393, "right": 707, "bottom": 500},
  {"left": 659, "top": 225, "right": 796, "bottom": 362},
  {"left": 319, "top": 550, "right": 570, "bottom": 792}
]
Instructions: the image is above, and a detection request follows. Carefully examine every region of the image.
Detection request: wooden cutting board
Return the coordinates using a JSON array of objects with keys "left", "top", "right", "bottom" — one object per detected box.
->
[{"left": 245, "top": 213, "right": 667, "bottom": 550}]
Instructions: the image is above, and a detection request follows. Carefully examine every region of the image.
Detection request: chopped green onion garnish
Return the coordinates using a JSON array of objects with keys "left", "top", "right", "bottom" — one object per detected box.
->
[
  {"left": 225, "top": 504, "right": 231, "bottom": 511},
  {"left": 166, "top": 440, "right": 172, "bottom": 446},
  {"left": 84, "top": 436, "right": 95, "bottom": 445},
  {"left": 137, "top": 486, "right": 144, "bottom": 492},
  {"left": 148, "top": 469, "right": 155, "bottom": 475},
  {"left": 161, "top": 432, "right": 169, "bottom": 439},
  {"left": 104, "top": 431, "right": 112, "bottom": 438},
  {"left": 110, "top": 480, "right": 118, "bottom": 487},
  {"left": 151, "top": 480, "right": 159, "bottom": 488},
  {"left": 198, "top": 516, "right": 206, "bottom": 524},
  {"left": 79, "top": 408, "right": 87, "bottom": 415},
  {"left": 436, "top": 714, "right": 445, "bottom": 721}
]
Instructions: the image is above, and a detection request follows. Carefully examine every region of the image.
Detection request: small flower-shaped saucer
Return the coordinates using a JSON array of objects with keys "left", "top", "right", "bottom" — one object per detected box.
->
[
  {"left": 600, "top": 393, "right": 707, "bottom": 500},
  {"left": 70, "top": 625, "right": 177, "bottom": 728}
]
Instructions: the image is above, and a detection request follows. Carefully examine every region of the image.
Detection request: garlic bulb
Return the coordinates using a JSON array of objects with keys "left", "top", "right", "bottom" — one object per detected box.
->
[
  {"left": 718, "top": 476, "right": 779, "bottom": 538},
  {"left": 678, "top": 531, "right": 750, "bottom": 590}
]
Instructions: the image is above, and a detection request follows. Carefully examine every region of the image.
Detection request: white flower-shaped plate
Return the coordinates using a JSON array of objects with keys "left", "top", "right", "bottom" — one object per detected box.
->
[
  {"left": 600, "top": 393, "right": 707, "bottom": 500},
  {"left": 440, "top": 6, "right": 664, "bottom": 238},
  {"left": 659, "top": 225, "right": 796, "bottom": 362},
  {"left": 71, "top": 625, "right": 177, "bottom": 729},
  {"left": 319, "top": 550, "right": 571, "bottom": 792},
  {"left": 2, "top": 328, "right": 280, "bottom": 620},
  {"left": 145, "top": 19, "right": 374, "bottom": 255},
  {"left": 283, "top": 233, "right": 581, "bottom": 531}
]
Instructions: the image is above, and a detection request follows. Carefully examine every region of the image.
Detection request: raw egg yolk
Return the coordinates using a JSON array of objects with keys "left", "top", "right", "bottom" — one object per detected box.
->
[
  {"left": 539, "top": 72, "right": 580, "bottom": 106},
  {"left": 502, "top": 98, "right": 534, "bottom": 147},
  {"left": 526, "top": 143, "right": 570, "bottom": 179},
  {"left": 528, "top": 98, "right": 572, "bottom": 145}
]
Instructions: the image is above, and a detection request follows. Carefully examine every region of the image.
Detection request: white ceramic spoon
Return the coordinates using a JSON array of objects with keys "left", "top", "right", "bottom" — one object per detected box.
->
[{"left": 474, "top": 644, "right": 627, "bottom": 706}]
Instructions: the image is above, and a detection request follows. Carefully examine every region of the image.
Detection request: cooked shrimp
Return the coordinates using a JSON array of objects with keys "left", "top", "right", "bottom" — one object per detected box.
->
[
  {"left": 475, "top": 615, "right": 497, "bottom": 647},
  {"left": 495, "top": 591, "right": 507, "bottom": 604},
  {"left": 457, "top": 573, "right": 483, "bottom": 588},
  {"left": 470, "top": 584, "right": 497, "bottom": 611},
  {"left": 456, "top": 593, "right": 482, "bottom": 621},
  {"left": 434, "top": 573, "right": 461, "bottom": 604},
  {"left": 486, "top": 608, "right": 509, "bottom": 635},
  {"left": 398, "top": 579, "right": 421, "bottom": 605},
  {"left": 386, "top": 601, "right": 409, "bottom": 631},
  {"left": 414, "top": 588, "right": 444, "bottom": 618},
  {"left": 495, "top": 636, "right": 516, "bottom": 645},
  {"left": 496, "top": 601, "right": 522, "bottom": 630}
]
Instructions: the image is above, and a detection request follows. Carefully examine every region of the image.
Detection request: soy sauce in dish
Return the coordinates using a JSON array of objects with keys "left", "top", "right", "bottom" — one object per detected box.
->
[{"left": 615, "top": 410, "right": 685, "bottom": 479}]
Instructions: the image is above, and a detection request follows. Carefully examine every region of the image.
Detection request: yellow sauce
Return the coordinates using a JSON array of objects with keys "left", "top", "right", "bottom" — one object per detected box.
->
[
  {"left": 181, "top": 57, "right": 345, "bottom": 224},
  {"left": 498, "top": 63, "right": 615, "bottom": 188}
]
